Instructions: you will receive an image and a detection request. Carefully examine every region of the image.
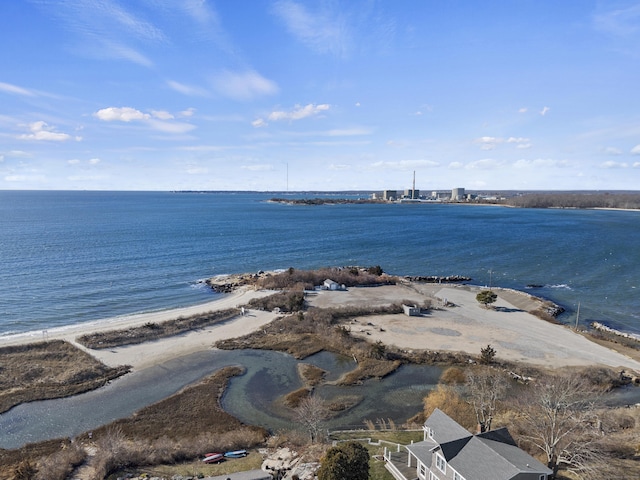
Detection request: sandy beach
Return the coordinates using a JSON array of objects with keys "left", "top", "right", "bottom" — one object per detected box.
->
[
  {"left": 0, "top": 287, "right": 279, "bottom": 370},
  {"left": 2, "top": 283, "right": 640, "bottom": 373}
]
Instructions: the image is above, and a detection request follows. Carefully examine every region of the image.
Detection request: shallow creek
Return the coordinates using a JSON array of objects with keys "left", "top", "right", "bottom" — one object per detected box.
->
[{"left": 0, "top": 349, "right": 441, "bottom": 450}]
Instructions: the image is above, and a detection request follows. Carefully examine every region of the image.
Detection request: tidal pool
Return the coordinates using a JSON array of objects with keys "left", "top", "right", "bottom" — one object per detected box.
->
[{"left": 0, "top": 349, "right": 441, "bottom": 449}]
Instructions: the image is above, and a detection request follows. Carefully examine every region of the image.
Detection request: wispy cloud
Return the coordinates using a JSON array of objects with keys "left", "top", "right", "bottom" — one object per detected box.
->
[
  {"left": 95, "top": 107, "right": 150, "bottom": 122},
  {"left": 631, "top": 144, "right": 640, "bottom": 154},
  {"left": 540, "top": 106, "right": 550, "bottom": 116},
  {"left": 593, "top": 4, "right": 640, "bottom": 37},
  {"left": 18, "top": 121, "right": 80, "bottom": 142},
  {"left": 211, "top": 70, "right": 278, "bottom": 101},
  {"left": 34, "top": 0, "right": 165, "bottom": 66},
  {"left": 601, "top": 160, "right": 629, "bottom": 168},
  {"left": 254, "top": 104, "right": 330, "bottom": 127},
  {"left": 514, "top": 158, "right": 571, "bottom": 168},
  {"left": 271, "top": 0, "right": 350, "bottom": 57},
  {"left": 268, "top": 104, "right": 329, "bottom": 121},
  {"left": 474, "top": 136, "right": 531, "bottom": 150},
  {"left": 93, "top": 106, "right": 196, "bottom": 133},
  {"left": 0, "top": 82, "right": 37, "bottom": 97},
  {"left": 371, "top": 159, "right": 439, "bottom": 170},
  {"left": 167, "top": 80, "right": 209, "bottom": 97}
]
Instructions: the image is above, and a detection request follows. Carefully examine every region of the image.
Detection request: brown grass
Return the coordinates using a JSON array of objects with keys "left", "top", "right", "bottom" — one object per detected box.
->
[
  {"left": 283, "top": 387, "right": 312, "bottom": 408},
  {"left": 336, "top": 358, "right": 402, "bottom": 385},
  {"left": 76, "top": 308, "right": 239, "bottom": 349},
  {"left": 298, "top": 363, "right": 327, "bottom": 386},
  {"left": 0, "top": 340, "right": 130, "bottom": 414}
]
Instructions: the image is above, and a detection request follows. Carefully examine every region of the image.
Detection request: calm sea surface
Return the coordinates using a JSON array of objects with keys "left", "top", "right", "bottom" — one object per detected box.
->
[{"left": 1, "top": 191, "right": 639, "bottom": 336}]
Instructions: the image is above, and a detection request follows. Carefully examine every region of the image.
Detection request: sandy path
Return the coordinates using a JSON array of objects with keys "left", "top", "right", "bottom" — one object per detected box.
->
[{"left": 0, "top": 287, "right": 279, "bottom": 370}]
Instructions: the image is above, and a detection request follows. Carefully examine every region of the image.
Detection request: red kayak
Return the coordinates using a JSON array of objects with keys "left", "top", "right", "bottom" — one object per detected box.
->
[{"left": 203, "top": 453, "right": 224, "bottom": 463}]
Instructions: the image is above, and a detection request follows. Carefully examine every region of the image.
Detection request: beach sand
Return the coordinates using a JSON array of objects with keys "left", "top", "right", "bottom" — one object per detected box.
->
[
  {"left": 2, "top": 283, "right": 640, "bottom": 372},
  {"left": 0, "top": 287, "right": 279, "bottom": 370}
]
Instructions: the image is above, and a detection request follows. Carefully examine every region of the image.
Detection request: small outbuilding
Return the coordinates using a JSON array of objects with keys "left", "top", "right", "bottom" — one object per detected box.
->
[
  {"left": 323, "top": 279, "right": 342, "bottom": 291},
  {"left": 402, "top": 304, "right": 420, "bottom": 316}
]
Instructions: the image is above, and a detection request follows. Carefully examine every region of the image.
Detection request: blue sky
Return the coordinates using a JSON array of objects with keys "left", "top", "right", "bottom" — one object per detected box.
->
[{"left": 1, "top": 1, "right": 640, "bottom": 191}]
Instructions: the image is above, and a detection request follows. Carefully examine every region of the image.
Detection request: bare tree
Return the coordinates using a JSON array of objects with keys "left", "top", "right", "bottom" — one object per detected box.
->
[
  {"left": 466, "top": 367, "right": 508, "bottom": 433},
  {"left": 514, "top": 373, "right": 603, "bottom": 479},
  {"left": 294, "top": 395, "right": 329, "bottom": 443}
]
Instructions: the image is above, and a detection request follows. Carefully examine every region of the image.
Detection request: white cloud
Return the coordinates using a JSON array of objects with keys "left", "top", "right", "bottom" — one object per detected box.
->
[
  {"left": 329, "top": 164, "right": 350, "bottom": 170},
  {"left": 67, "top": 159, "right": 81, "bottom": 165},
  {"left": 371, "top": 159, "right": 439, "bottom": 170},
  {"left": 474, "top": 136, "right": 531, "bottom": 150},
  {"left": 474, "top": 136, "right": 502, "bottom": 150},
  {"left": 518, "top": 107, "right": 528, "bottom": 113},
  {"left": 94, "top": 107, "right": 150, "bottom": 122},
  {"left": 466, "top": 158, "right": 503, "bottom": 169},
  {"left": 601, "top": 160, "right": 628, "bottom": 168},
  {"left": 271, "top": 0, "right": 350, "bottom": 57},
  {"left": 89, "top": 158, "right": 101, "bottom": 165},
  {"left": 514, "top": 158, "right": 570, "bottom": 168},
  {"left": 241, "top": 164, "right": 274, "bottom": 171},
  {"left": 540, "top": 106, "right": 550, "bottom": 116},
  {"left": 325, "top": 128, "right": 370, "bottom": 136},
  {"left": 186, "top": 166, "right": 209, "bottom": 174},
  {"left": 631, "top": 144, "right": 640, "bottom": 154},
  {"left": 593, "top": 4, "right": 640, "bottom": 37},
  {"left": 254, "top": 104, "right": 330, "bottom": 127},
  {"left": 147, "top": 119, "right": 196, "bottom": 134},
  {"left": 167, "top": 80, "right": 209, "bottom": 97},
  {"left": 94, "top": 107, "right": 195, "bottom": 134},
  {"left": 18, "top": 121, "right": 79, "bottom": 142},
  {"left": 151, "top": 110, "right": 174, "bottom": 120},
  {"left": 268, "top": 104, "right": 330, "bottom": 122},
  {"left": 448, "top": 162, "right": 464, "bottom": 169},
  {"left": 0, "top": 82, "right": 36, "bottom": 97},
  {"left": 212, "top": 70, "right": 278, "bottom": 100},
  {"left": 603, "top": 146, "right": 623, "bottom": 155},
  {"left": 179, "top": 108, "right": 196, "bottom": 117},
  {"left": 634, "top": 162, "right": 640, "bottom": 168}
]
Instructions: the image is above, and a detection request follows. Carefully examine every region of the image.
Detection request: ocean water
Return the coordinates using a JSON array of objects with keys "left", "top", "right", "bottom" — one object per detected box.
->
[{"left": 1, "top": 190, "right": 639, "bottom": 336}]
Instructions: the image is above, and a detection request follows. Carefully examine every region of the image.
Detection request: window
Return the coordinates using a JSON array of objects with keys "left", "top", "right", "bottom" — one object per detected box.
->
[
  {"left": 539, "top": 476, "right": 546, "bottom": 480},
  {"left": 419, "top": 463, "right": 427, "bottom": 478},
  {"left": 454, "top": 471, "right": 466, "bottom": 480},
  {"left": 435, "top": 454, "right": 446, "bottom": 473},
  {"left": 428, "top": 427, "right": 434, "bottom": 438},
  {"left": 429, "top": 472, "right": 440, "bottom": 480}
]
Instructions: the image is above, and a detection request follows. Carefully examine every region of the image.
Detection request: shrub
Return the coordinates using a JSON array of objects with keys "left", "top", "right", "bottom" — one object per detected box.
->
[{"left": 440, "top": 367, "right": 467, "bottom": 385}]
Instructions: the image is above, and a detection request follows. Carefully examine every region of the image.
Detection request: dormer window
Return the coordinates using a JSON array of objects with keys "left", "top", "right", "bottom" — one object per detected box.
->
[
  {"left": 428, "top": 427, "right": 434, "bottom": 439},
  {"left": 435, "top": 453, "right": 446, "bottom": 473}
]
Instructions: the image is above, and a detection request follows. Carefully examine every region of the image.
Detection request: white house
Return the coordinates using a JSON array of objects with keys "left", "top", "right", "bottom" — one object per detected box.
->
[{"left": 385, "top": 409, "right": 552, "bottom": 480}]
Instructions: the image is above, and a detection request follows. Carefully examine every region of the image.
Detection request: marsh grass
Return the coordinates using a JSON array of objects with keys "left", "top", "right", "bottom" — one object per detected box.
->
[
  {"left": 76, "top": 308, "right": 239, "bottom": 349},
  {"left": 0, "top": 340, "right": 129, "bottom": 414}
]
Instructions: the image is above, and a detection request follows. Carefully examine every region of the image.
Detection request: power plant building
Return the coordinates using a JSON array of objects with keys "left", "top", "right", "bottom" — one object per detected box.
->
[{"left": 451, "top": 187, "right": 466, "bottom": 201}]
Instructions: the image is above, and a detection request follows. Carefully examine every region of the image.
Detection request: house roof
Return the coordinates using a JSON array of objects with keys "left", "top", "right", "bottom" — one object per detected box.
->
[
  {"left": 424, "top": 408, "right": 471, "bottom": 444},
  {"left": 416, "top": 409, "right": 552, "bottom": 479}
]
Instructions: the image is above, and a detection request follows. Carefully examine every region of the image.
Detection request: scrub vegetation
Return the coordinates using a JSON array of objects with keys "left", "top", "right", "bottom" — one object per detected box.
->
[{"left": 0, "top": 340, "right": 129, "bottom": 414}]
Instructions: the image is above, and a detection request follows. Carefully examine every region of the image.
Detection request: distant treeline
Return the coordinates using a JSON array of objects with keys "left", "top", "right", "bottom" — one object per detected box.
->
[{"left": 503, "top": 192, "right": 640, "bottom": 210}]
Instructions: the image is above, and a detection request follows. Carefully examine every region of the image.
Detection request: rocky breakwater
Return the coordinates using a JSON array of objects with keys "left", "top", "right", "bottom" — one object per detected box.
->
[
  {"left": 203, "top": 271, "right": 272, "bottom": 293},
  {"left": 403, "top": 274, "right": 472, "bottom": 283}
]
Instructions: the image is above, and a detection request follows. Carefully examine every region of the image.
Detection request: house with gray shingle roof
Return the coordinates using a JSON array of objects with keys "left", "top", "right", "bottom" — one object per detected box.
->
[{"left": 385, "top": 409, "right": 552, "bottom": 480}]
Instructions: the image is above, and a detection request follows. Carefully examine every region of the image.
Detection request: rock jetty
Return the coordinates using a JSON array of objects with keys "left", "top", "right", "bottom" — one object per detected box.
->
[{"left": 403, "top": 274, "right": 471, "bottom": 283}]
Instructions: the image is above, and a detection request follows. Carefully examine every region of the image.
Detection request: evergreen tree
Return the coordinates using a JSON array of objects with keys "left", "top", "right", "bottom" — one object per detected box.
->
[{"left": 317, "top": 441, "right": 369, "bottom": 480}]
